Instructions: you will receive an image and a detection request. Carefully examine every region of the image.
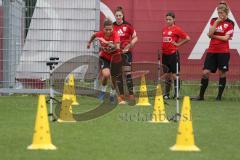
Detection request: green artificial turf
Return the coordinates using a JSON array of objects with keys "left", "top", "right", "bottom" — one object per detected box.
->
[{"left": 0, "top": 95, "right": 239, "bottom": 160}]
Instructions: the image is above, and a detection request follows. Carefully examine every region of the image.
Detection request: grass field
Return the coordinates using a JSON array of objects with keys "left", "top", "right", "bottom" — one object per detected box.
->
[{"left": 0, "top": 93, "right": 240, "bottom": 160}]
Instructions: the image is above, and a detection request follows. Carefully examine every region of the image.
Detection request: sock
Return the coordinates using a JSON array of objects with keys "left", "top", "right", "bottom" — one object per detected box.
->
[
  {"left": 199, "top": 77, "right": 209, "bottom": 99},
  {"left": 116, "top": 75, "right": 124, "bottom": 95},
  {"left": 101, "top": 85, "right": 107, "bottom": 92},
  {"left": 164, "top": 79, "right": 172, "bottom": 96},
  {"left": 126, "top": 74, "right": 134, "bottom": 95},
  {"left": 110, "top": 88, "right": 116, "bottom": 96},
  {"left": 217, "top": 77, "right": 226, "bottom": 98}
]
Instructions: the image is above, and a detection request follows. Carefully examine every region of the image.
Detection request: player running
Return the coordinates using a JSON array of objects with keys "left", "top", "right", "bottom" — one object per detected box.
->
[{"left": 87, "top": 18, "right": 121, "bottom": 103}]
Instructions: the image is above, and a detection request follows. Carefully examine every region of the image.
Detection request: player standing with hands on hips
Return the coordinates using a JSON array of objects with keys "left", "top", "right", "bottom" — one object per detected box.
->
[
  {"left": 192, "top": 2, "right": 234, "bottom": 101},
  {"left": 161, "top": 11, "right": 190, "bottom": 99}
]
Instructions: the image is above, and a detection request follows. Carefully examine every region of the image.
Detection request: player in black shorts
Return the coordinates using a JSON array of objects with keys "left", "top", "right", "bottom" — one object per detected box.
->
[
  {"left": 113, "top": 6, "right": 138, "bottom": 104},
  {"left": 162, "top": 53, "right": 180, "bottom": 75},
  {"left": 87, "top": 18, "right": 121, "bottom": 103},
  {"left": 192, "top": 2, "right": 234, "bottom": 101},
  {"left": 161, "top": 12, "right": 190, "bottom": 99}
]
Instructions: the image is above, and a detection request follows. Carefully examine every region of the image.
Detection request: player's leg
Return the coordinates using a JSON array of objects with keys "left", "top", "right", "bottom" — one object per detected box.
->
[
  {"left": 198, "top": 69, "right": 211, "bottom": 100},
  {"left": 109, "top": 76, "right": 118, "bottom": 103},
  {"left": 98, "top": 58, "right": 110, "bottom": 100},
  {"left": 111, "top": 69, "right": 126, "bottom": 104},
  {"left": 163, "top": 73, "right": 172, "bottom": 99},
  {"left": 216, "top": 70, "right": 227, "bottom": 101},
  {"left": 171, "top": 52, "right": 180, "bottom": 99},
  {"left": 110, "top": 54, "right": 126, "bottom": 104},
  {"left": 162, "top": 54, "right": 172, "bottom": 99},
  {"left": 122, "top": 53, "right": 135, "bottom": 102},
  {"left": 216, "top": 53, "right": 230, "bottom": 100},
  {"left": 115, "top": 75, "right": 126, "bottom": 104},
  {"left": 192, "top": 53, "right": 217, "bottom": 100}
]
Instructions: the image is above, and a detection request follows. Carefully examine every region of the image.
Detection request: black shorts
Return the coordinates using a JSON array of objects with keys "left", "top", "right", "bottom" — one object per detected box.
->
[
  {"left": 99, "top": 57, "right": 122, "bottom": 77},
  {"left": 121, "top": 52, "right": 132, "bottom": 66},
  {"left": 99, "top": 57, "right": 110, "bottom": 70},
  {"left": 203, "top": 53, "right": 230, "bottom": 73},
  {"left": 162, "top": 52, "right": 180, "bottom": 73}
]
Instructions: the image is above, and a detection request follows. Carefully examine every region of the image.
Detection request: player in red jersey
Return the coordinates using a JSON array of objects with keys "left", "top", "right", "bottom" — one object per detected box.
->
[
  {"left": 113, "top": 6, "right": 138, "bottom": 104},
  {"left": 87, "top": 18, "right": 121, "bottom": 103},
  {"left": 161, "top": 12, "right": 190, "bottom": 99},
  {"left": 192, "top": 3, "right": 234, "bottom": 101}
]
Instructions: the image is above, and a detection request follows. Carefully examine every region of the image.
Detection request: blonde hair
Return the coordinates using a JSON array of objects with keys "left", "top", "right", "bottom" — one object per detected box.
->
[{"left": 217, "top": 4, "right": 229, "bottom": 14}]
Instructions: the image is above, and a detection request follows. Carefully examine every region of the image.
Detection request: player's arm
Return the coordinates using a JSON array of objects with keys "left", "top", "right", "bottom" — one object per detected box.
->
[
  {"left": 87, "top": 33, "right": 96, "bottom": 49},
  {"left": 115, "top": 42, "right": 120, "bottom": 50},
  {"left": 106, "top": 41, "right": 119, "bottom": 53},
  {"left": 211, "top": 34, "right": 231, "bottom": 41},
  {"left": 130, "top": 31, "right": 138, "bottom": 47},
  {"left": 172, "top": 35, "right": 190, "bottom": 47},
  {"left": 211, "top": 23, "right": 234, "bottom": 41},
  {"left": 208, "top": 18, "right": 222, "bottom": 37},
  {"left": 123, "top": 31, "right": 138, "bottom": 53},
  {"left": 107, "top": 32, "right": 120, "bottom": 53},
  {"left": 172, "top": 28, "right": 191, "bottom": 47}
]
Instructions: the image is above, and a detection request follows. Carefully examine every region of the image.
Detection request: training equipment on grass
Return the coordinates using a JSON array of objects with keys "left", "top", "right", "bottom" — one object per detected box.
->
[
  {"left": 170, "top": 96, "right": 200, "bottom": 152},
  {"left": 149, "top": 84, "right": 169, "bottom": 123},
  {"left": 46, "top": 57, "right": 59, "bottom": 121},
  {"left": 136, "top": 74, "right": 151, "bottom": 106},
  {"left": 58, "top": 87, "right": 76, "bottom": 123},
  {"left": 67, "top": 74, "right": 79, "bottom": 106},
  {"left": 27, "top": 95, "right": 57, "bottom": 150}
]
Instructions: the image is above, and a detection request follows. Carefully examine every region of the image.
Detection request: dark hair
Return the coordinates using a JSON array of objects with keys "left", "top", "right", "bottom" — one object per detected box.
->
[
  {"left": 115, "top": 6, "right": 125, "bottom": 20},
  {"left": 104, "top": 18, "right": 113, "bottom": 27},
  {"left": 219, "top": 0, "right": 227, "bottom": 6},
  {"left": 166, "top": 11, "right": 175, "bottom": 19}
]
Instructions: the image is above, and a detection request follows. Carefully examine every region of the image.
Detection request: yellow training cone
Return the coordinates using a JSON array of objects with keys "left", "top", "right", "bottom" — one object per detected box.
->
[
  {"left": 170, "top": 96, "right": 200, "bottom": 151},
  {"left": 68, "top": 74, "right": 79, "bottom": 105},
  {"left": 27, "top": 95, "right": 57, "bottom": 150},
  {"left": 58, "top": 92, "right": 76, "bottom": 123},
  {"left": 150, "top": 84, "right": 169, "bottom": 123},
  {"left": 63, "top": 74, "right": 79, "bottom": 106},
  {"left": 136, "top": 75, "right": 151, "bottom": 106}
]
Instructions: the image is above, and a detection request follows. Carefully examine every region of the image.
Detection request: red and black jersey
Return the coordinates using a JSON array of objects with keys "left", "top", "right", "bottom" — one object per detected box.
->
[
  {"left": 113, "top": 21, "right": 136, "bottom": 51},
  {"left": 207, "top": 18, "right": 234, "bottom": 53},
  {"left": 95, "top": 31, "right": 120, "bottom": 61},
  {"left": 162, "top": 25, "right": 188, "bottom": 55}
]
